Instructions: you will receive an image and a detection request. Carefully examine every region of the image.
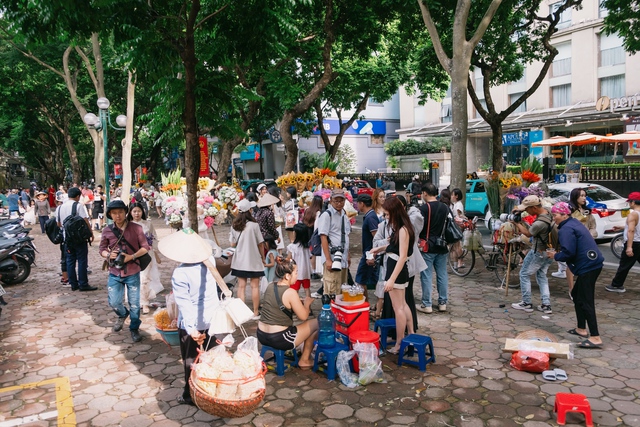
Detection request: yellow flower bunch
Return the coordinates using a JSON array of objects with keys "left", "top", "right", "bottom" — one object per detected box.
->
[
  {"left": 198, "top": 178, "right": 213, "bottom": 191},
  {"left": 498, "top": 176, "right": 522, "bottom": 189}
]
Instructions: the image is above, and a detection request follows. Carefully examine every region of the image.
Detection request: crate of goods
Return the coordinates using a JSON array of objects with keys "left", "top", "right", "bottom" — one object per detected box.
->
[{"left": 331, "top": 299, "right": 370, "bottom": 337}]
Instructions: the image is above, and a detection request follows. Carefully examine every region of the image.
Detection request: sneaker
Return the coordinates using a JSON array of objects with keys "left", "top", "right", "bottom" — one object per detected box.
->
[
  {"left": 568, "top": 291, "right": 573, "bottom": 301},
  {"left": 605, "top": 285, "right": 626, "bottom": 293},
  {"left": 537, "top": 304, "right": 552, "bottom": 314},
  {"left": 416, "top": 304, "right": 433, "bottom": 314},
  {"left": 438, "top": 304, "right": 447, "bottom": 312},
  {"left": 131, "top": 330, "right": 142, "bottom": 343},
  {"left": 551, "top": 271, "right": 566, "bottom": 279},
  {"left": 311, "top": 291, "right": 322, "bottom": 299},
  {"left": 511, "top": 301, "right": 533, "bottom": 312}
]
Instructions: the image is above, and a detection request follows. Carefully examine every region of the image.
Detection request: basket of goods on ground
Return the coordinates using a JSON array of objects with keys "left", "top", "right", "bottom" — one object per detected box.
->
[
  {"left": 154, "top": 294, "right": 179, "bottom": 346},
  {"left": 189, "top": 336, "right": 267, "bottom": 418}
]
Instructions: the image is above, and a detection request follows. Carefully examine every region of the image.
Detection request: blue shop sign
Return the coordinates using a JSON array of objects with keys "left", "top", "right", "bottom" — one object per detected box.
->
[
  {"left": 312, "top": 119, "right": 386, "bottom": 135},
  {"left": 502, "top": 130, "right": 543, "bottom": 147}
]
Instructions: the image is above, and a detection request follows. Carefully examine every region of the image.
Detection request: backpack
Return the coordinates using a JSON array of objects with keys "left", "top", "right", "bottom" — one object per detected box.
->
[
  {"left": 45, "top": 217, "right": 64, "bottom": 245},
  {"left": 309, "top": 211, "right": 330, "bottom": 256},
  {"left": 62, "top": 202, "right": 93, "bottom": 245},
  {"left": 133, "top": 190, "right": 143, "bottom": 203}
]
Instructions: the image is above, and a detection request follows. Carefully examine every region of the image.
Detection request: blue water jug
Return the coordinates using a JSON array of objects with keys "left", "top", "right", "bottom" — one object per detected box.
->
[{"left": 318, "top": 294, "right": 336, "bottom": 348}]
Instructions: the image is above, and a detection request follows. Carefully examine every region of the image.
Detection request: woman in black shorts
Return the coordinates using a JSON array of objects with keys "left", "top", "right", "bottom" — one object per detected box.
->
[
  {"left": 257, "top": 257, "right": 317, "bottom": 369},
  {"left": 92, "top": 185, "right": 106, "bottom": 230}
]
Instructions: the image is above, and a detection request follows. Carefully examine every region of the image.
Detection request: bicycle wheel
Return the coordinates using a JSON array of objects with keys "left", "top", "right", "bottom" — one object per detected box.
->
[
  {"left": 494, "top": 250, "right": 521, "bottom": 288},
  {"left": 448, "top": 244, "right": 475, "bottom": 277},
  {"left": 610, "top": 233, "right": 624, "bottom": 259}
]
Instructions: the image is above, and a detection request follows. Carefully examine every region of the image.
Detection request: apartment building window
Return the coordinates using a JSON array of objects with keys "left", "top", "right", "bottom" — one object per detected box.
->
[
  {"left": 509, "top": 92, "right": 526, "bottom": 113},
  {"left": 552, "top": 84, "right": 571, "bottom": 107},
  {"left": 369, "top": 97, "right": 382, "bottom": 106},
  {"left": 552, "top": 42, "right": 571, "bottom": 77},
  {"left": 599, "top": 0, "right": 608, "bottom": 18},
  {"left": 600, "top": 75, "right": 625, "bottom": 99},
  {"left": 600, "top": 33, "right": 625, "bottom": 66},
  {"left": 550, "top": 2, "right": 572, "bottom": 29},
  {"left": 440, "top": 104, "right": 452, "bottom": 123}
]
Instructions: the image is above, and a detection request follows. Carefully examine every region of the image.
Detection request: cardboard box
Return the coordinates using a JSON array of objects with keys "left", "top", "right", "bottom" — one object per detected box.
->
[{"left": 503, "top": 339, "right": 572, "bottom": 359}]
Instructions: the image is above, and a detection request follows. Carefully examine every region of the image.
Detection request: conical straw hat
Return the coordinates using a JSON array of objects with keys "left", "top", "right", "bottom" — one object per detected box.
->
[
  {"left": 158, "top": 228, "right": 212, "bottom": 263},
  {"left": 257, "top": 193, "right": 280, "bottom": 208}
]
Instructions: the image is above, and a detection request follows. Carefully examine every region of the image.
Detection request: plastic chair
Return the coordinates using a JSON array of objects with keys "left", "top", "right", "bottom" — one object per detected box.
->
[
  {"left": 260, "top": 345, "right": 299, "bottom": 376},
  {"left": 313, "top": 340, "right": 350, "bottom": 380},
  {"left": 373, "top": 318, "right": 396, "bottom": 349},
  {"left": 554, "top": 393, "right": 593, "bottom": 426},
  {"left": 397, "top": 334, "right": 435, "bottom": 372}
]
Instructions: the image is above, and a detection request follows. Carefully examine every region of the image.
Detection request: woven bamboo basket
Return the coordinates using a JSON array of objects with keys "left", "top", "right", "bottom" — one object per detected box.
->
[{"left": 189, "top": 363, "right": 267, "bottom": 418}]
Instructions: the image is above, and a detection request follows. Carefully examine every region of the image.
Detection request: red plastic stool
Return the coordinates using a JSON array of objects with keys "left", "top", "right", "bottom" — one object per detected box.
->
[{"left": 554, "top": 393, "right": 593, "bottom": 426}]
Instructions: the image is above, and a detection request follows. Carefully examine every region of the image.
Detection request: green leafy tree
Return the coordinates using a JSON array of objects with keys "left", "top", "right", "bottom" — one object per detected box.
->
[
  {"left": 602, "top": 0, "right": 640, "bottom": 53},
  {"left": 468, "top": 0, "right": 583, "bottom": 171}
]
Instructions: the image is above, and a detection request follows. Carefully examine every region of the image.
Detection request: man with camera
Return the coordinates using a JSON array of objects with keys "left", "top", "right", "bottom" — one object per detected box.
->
[
  {"left": 99, "top": 200, "right": 150, "bottom": 342},
  {"left": 317, "top": 189, "right": 351, "bottom": 295},
  {"left": 510, "top": 195, "right": 556, "bottom": 314}
]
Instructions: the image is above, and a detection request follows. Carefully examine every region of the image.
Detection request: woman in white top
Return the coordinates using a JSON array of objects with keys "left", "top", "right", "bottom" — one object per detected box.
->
[
  {"left": 451, "top": 188, "right": 465, "bottom": 220},
  {"left": 230, "top": 199, "right": 265, "bottom": 319},
  {"left": 128, "top": 203, "right": 163, "bottom": 314}
]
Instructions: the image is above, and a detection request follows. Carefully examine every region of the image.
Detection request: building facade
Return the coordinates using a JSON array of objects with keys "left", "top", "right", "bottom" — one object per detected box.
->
[{"left": 396, "top": 0, "right": 640, "bottom": 173}]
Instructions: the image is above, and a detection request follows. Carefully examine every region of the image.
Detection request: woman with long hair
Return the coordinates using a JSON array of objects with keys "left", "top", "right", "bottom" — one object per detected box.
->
[
  {"left": 370, "top": 197, "right": 416, "bottom": 354},
  {"left": 302, "top": 195, "right": 324, "bottom": 279},
  {"left": 257, "top": 256, "right": 318, "bottom": 369},
  {"left": 553, "top": 188, "right": 598, "bottom": 295},
  {"left": 230, "top": 199, "right": 265, "bottom": 319},
  {"left": 372, "top": 188, "right": 386, "bottom": 220},
  {"left": 127, "top": 202, "right": 163, "bottom": 314}
]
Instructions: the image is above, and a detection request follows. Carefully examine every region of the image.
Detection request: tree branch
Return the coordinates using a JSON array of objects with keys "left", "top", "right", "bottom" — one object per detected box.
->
[
  {"left": 195, "top": 3, "right": 228, "bottom": 29},
  {"left": 0, "top": 26, "right": 64, "bottom": 78},
  {"left": 468, "top": 0, "right": 504, "bottom": 49},
  {"left": 417, "top": 0, "right": 452, "bottom": 73}
]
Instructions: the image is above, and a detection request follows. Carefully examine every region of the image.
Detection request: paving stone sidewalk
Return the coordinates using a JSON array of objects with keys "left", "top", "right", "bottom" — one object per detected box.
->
[{"left": 1, "top": 218, "right": 639, "bottom": 426}]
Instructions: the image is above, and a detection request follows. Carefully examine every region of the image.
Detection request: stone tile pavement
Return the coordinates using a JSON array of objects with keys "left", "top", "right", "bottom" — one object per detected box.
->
[{"left": 1, "top": 218, "right": 639, "bottom": 426}]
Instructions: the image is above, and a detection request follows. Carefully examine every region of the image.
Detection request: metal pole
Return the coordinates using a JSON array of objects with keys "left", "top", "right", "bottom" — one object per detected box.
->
[{"left": 102, "top": 109, "right": 110, "bottom": 206}]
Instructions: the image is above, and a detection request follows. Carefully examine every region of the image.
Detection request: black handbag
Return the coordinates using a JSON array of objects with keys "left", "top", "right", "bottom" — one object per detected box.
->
[{"left": 444, "top": 215, "right": 463, "bottom": 244}]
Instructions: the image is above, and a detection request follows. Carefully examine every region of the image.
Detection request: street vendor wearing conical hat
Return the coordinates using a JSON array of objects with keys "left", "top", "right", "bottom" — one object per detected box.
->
[{"left": 158, "top": 228, "right": 229, "bottom": 406}]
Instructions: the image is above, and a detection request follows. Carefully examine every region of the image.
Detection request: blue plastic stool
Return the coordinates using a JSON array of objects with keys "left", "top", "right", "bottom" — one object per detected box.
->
[
  {"left": 313, "top": 341, "right": 350, "bottom": 380},
  {"left": 397, "top": 334, "right": 435, "bottom": 372},
  {"left": 260, "top": 345, "right": 299, "bottom": 376},
  {"left": 373, "top": 318, "right": 396, "bottom": 349}
]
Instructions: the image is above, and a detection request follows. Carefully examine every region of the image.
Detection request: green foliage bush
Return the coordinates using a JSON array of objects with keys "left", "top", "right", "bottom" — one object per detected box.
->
[{"left": 384, "top": 137, "right": 451, "bottom": 156}]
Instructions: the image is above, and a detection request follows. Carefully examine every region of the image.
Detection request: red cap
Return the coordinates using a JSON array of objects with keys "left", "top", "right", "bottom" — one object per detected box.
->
[{"left": 627, "top": 191, "right": 640, "bottom": 202}]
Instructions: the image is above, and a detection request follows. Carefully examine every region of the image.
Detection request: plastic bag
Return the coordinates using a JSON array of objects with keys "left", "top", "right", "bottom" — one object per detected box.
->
[
  {"left": 336, "top": 350, "right": 358, "bottom": 388},
  {"left": 472, "top": 230, "right": 484, "bottom": 253},
  {"left": 259, "top": 276, "right": 269, "bottom": 298},
  {"left": 165, "top": 293, "right": 178, "bottom": 323},
  {"left": 462, "top": 229, "right": 472, "bottom": 250},
  {"left": 509, "top": 350, "right": 550, "bottom": 373},
  {"left": 353, "top": 342, "right": 386, "bottom": 385}
]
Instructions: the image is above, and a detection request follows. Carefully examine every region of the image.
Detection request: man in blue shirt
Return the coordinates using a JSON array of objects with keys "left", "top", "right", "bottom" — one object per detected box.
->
[
  {"left": 355, "top": 194, "right": 379, "bottom": 304},
  {"left": 7, "top": 189, "right": 20, "bottom": 219},
  {"left": 20, "top": 187, "right": 30, "bottom": 210}
]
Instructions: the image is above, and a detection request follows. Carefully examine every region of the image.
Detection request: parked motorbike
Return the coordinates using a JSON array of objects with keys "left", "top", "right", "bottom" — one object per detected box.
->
[{"left": 0, "top": 239, "right": 32, "bottom": 285}]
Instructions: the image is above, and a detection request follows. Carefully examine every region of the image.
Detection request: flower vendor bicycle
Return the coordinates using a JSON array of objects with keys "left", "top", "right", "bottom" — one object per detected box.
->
[{"left": 448, "top": 217, "right": 527, "bottom": 288}]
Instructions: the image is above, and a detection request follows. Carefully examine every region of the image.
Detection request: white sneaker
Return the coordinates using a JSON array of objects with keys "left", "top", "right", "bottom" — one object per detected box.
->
[
  {"left": 438, "top": 304, "right": 447, "bottom": 312},
  {"left": 416, "top": 304, "right": 433, "bottom": 313},
  {"left": 311, "top": 292, "right": 322, "bottom": 299},
  {"left": 551, "top": 271, "right": 566, "bottom": 279}
]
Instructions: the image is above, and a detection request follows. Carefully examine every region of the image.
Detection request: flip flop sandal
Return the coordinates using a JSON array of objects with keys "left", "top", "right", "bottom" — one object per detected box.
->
[
  {"left": 553, "top": 368, "right": 568, "bottom": 381},
  {"left": 542, "top": 370, "right": 557, "bottom": 381},
  {"left": 567, "top": 328, "right": 589, "bottom": 338},
  {"left": 578, "top": 339, "right": 602, "bottom": 349}
]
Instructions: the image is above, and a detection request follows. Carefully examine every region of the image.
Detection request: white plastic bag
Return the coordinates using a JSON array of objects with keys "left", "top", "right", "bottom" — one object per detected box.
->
[
  {"left": 337, "top": 350, "right": 358, "bottom": 388},
  {"left": 353, "top": 342, "right": 386, "bottom": 385},
  {"left": 259, "top": 277, "right": 269, "bottom": 298}
]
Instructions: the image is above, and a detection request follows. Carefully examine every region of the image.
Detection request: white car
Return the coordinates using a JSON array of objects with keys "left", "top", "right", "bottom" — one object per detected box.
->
[{"left": 547, "top": 183, "right": 629, "bottom": 239}]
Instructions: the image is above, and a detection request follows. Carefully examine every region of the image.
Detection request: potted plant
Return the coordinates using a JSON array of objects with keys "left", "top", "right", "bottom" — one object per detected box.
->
[
  {"left": 388, "top": 156, "right": 400, "bottom": 169},
  {"left": 421, "top": 157, "right": 430, "bottom": 172}
]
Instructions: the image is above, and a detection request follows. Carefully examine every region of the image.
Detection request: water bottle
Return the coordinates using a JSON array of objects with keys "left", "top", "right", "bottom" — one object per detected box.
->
[{"left": 318, "top": 294, "right": 336, "bottom": 348}]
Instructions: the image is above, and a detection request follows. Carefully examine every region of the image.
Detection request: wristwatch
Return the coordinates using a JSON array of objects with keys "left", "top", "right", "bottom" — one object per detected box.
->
[{"left": 132, "top": 254, "right": 137, "bottom": 261}]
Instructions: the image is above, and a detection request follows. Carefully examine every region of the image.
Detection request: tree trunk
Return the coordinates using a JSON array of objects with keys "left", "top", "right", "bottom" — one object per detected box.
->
[
  {"left": 181, "top": 1, "right": 201, "bottom": 233},
  {"left": 281, "top": 111, "right": 298, "bottom": 173},
  {"left": 147, "top": 142, "right": 163, "bottom": 184},
  {"left": 64, "top": 132, "right": 81, "bottom": 184},
  {"left": 449, "top": 56, "right": 470, "bottom": 194},
  {"left": 216, "top": 137, "right": 243, "bottom": 185},
  {"left": 489, "top": 121, "right": 503, "bottom": 172},
  {"left": 120, "top": 71, "right": 136, "bottom": 205}
]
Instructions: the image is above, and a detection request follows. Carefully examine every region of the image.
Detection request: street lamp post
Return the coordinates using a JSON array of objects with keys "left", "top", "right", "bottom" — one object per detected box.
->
[{"left": 83, "top": 97, "right": 127, "bottom": 207}]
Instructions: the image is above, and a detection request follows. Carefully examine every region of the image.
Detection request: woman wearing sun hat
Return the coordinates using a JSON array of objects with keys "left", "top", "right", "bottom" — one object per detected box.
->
[
  {"left": 158, "top": 228, "right": 228, "bottom": 406},
  {"left": 547, "top": 201, "right": 604, "bottom": 349},
  {"left": 34, "top": 191, "right": 51, "bottom": 233}
]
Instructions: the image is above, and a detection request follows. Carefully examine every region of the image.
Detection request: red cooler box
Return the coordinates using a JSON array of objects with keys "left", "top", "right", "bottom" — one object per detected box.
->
[{"left": 331, "top": 299, "right": 369, "bottom": 337}]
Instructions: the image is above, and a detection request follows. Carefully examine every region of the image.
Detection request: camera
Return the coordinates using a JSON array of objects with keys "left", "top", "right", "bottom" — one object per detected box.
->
[
  {"left": 499, "top": 212, "right": 523, "bottom": 223},
  {"left": 330, "top": 246, "right": 344, "bottom": 271},
  {"left": 111, "top": 251, "right": 126, "bottom": 270}
]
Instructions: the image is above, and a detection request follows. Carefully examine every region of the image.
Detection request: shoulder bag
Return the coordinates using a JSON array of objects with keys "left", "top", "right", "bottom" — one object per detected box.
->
[{"left": 444, "top": 213, "right": 464, "bottom": 244}]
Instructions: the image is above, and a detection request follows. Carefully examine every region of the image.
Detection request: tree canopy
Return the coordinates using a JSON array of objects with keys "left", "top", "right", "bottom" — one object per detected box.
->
[{"left": 602, "top": 0, "right": 640, "bottom": 54}]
